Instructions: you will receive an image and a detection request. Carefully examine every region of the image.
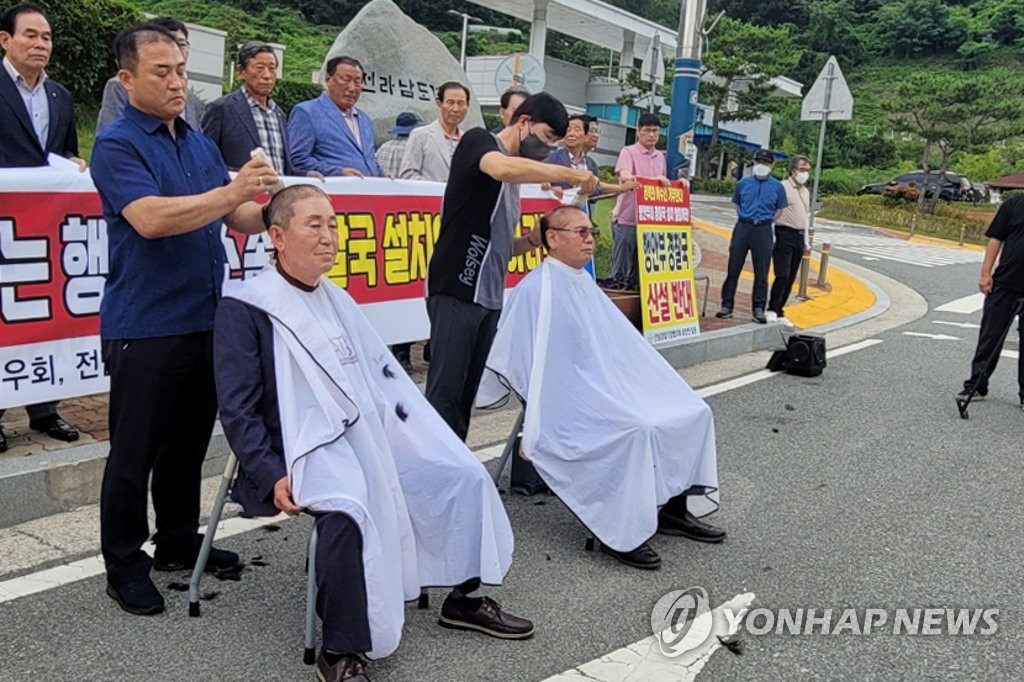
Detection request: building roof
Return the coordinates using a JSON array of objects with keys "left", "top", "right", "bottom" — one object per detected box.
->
[
  {"left": 465, "top": 0, "right": 677, "bottom": 56},
  {"left": 986, "top": 172, "right": 1024, "bottom": 189}
]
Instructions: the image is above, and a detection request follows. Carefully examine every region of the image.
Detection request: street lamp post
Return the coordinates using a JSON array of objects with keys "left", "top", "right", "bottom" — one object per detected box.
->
[
  {"left": 446, "top": 9, "right": 481, "bottom": 71},
  {"left": 667, "top": 0, "right": 707, "bottom": 179}
]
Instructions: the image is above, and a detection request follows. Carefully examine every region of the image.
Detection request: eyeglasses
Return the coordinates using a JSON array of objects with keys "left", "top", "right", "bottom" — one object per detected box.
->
[{"left": 549, "top": 226, "right": 600, "bottom": 239}]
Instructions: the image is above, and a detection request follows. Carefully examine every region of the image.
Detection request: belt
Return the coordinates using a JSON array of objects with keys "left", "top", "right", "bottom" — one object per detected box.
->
[
  {"left": 775, "top": 224, "right": 803, "bottom": 231},
  {"left": 738, "top": 218, "right": 773, "bottom": 227}
]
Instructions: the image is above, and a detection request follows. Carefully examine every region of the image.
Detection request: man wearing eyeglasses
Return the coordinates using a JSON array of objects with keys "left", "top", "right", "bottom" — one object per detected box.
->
[
  {"left": 479, "top": 206, "right": 725, "bottom": 571},
  {"left": 287, "top": 55, "right": 384, "bottom": 178},
  {"left": 425, "top": 93, "right": 598, "bottom": 443},
  {"left": 95, "top": 16, "right": 204, "bottom": 133}
]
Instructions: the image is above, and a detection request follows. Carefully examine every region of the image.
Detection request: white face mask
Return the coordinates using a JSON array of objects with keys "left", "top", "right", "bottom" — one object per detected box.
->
[
  {"left": 795, "top": 171, "right": 810, "bottom": 185},
  {"left": 753, "top": 164, "right": 771, "bottom": 178}
]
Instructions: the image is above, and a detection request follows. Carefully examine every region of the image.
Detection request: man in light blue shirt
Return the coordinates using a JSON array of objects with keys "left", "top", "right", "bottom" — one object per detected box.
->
[
  {"left": 717, "top": 148, "right": 787, "bottom": 323},
  {"left": 287, "top": 56, "right": 384, "bottom": 177}
]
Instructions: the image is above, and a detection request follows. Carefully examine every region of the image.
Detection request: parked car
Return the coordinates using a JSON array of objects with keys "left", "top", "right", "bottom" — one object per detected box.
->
[{"left": 857, "top": 171, "right": 974, "bottom": 201}]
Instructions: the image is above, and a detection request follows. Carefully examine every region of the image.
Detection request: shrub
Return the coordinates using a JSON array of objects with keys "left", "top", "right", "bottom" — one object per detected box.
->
[
  {"left": 34, "top": 0, "right": 143, "bottom": 106},
  {"left": 881, "top": 182, "right": 920, "bottom": 205},
  {"left": 272, "top": 80, "right": 323, "bottom": 115},
  {"left": 818, "top": 195, "right": 990, "bottom": 244},
  {"left": 692, "top": 178, "right": 736, "bottom": 196}
]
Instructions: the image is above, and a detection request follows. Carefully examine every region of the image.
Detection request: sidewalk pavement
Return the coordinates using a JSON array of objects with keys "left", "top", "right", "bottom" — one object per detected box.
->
[{"left": 0, "top": 213, "right": 886, "bottom": 528}]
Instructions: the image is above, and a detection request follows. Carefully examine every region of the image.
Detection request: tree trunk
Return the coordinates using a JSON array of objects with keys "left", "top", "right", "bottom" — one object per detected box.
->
[
  {"left": 701, "top": 104, "right": 723, "bottom": 180},
  {"left": 916, "top": 139, "right": 932, "bottom": 214},
  {"left": 927, "top": 149, "right": 953, "bottom": 215}
]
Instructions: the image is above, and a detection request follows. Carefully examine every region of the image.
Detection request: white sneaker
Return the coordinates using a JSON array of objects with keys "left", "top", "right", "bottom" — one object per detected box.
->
[{"left": 765, "top": 311, "right": 778, "bottom": 322}]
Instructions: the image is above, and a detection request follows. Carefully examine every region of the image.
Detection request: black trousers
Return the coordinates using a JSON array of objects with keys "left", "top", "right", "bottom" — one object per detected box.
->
[
  {"left": 720, "top": 220, "right": 774, "bottom": 311},
  {"left": 316, "top": 512, "right": 372, "bottom": 655},
  {"left": 425, "top": 295, "right": 500, "bottom": 441},
  {"left": 768, "top": 225, "right": 805, "bottom": 315},
  {"left": 0, "top": 401, "right": 58, "bottom": 422},
  {"left": 100, "top": 333, "right": 218, "bottom": 584},
  {"left": 963, "top": 285, "right": 1024, "bottom": 399}
]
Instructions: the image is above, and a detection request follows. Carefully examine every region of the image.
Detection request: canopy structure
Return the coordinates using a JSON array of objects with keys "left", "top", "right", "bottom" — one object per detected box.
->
[
  {"left": 466, "top": 0, "right": 677, "bottom": 70},
  {"left": 986, "top": 172, "right": 1024, "bottom": 189}
]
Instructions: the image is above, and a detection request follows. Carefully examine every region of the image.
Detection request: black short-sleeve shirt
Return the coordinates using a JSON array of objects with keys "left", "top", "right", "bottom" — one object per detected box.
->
[
  {"left": 986, "top": 194, "right": 1024, "bottom": 293},
  {"left": 427, "top": 128, "right": 519, "bottom": 310}
]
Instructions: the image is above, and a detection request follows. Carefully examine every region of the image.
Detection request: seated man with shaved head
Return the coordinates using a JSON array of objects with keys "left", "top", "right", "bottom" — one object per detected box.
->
[
  {"left": 214, "top": 184, "right": 533, "bottom": 682},
  {"left": 479, "top": 206, "right": 725, "bottom": 571}
]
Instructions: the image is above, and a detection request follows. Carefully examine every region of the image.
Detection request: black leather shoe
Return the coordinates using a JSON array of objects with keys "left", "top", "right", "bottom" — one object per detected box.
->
[
  {"left": 316, "top": 652, "right": 369, "bottom": 682},
  {"left": 715, "top": 308, "right": 733, "bottom": 319},
  {"left": 600, "top": 541, "right": 662, "bottom": 570},
  {"left": 438, "top": 595, "right": 535, "bottom": 639},
  {"left": 658, "top": 509, "right": 727, "bottom": 543},
  {"left": 752, "top": 308, "right": 767, "bottom": 324},
  {"left": 0, "top": 424, "right": 7, "bottom": 453},
  {"left": 106, "top": 576, "right": 165, "bottom": 616},
  {"left": 153, "top": 534, "right": 243, "bottom": 574},
  {"left": 28, "top": 415, "right": 79, "bottom": 442}
]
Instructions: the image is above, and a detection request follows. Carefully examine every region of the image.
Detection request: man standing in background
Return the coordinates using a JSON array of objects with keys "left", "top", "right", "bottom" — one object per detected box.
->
[
  {"left": 376, "top": 111, "right": 422, "bottom": 178},
  {"left": 400, "top": 81, "right": 469, "bottom": 182},
  {"left": 0, "top": 1, "right": 84, "bottom": 452},
  {"left": 717, "top": 148, "right": 787, "bottom": 324},
  {"left": 767, "top": 155, "right": 812, "bottom": 323},
  {"left": 96, "top": 16, "right": 204, "bottom": 133}
]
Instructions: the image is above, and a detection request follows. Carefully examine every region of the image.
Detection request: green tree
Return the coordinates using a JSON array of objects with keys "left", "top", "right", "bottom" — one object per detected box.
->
[
  {"left": 30, "top": 0, "right": 142, "bottom": 106},
  {"left": 886, "top": 68, "right": 1024, "bottom": 213},
  {"left": 697, "top": 16, "right": 801, "bottom": 178},
  {"left": 872, "top": 0, "right": 964, "bottom": 58}
]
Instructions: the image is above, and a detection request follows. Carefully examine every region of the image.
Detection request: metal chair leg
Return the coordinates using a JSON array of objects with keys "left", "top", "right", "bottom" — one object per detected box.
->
[
  {"left": 304, "top": 521, "right": 319, "bottom": 665},
  {"left": 585, "top": 535, "right": 597, "bottom": 552},
  {"left": 417, "top": 591, "right": 430, "bottom": 609},
  {"left": 492, "top": 408, "right": 525, "bottom": 485},
  {"left": 189, "top": 454, "right": 238, "bottom": 617}
]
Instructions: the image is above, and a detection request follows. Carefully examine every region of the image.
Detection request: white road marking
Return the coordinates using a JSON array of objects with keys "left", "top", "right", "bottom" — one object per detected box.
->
[
  {"left": 862, "top": 256, "right": 880, "bottom": 261},
  {"left": 816, "top": 231, "right": 983, "bottom": 268},
  {"left": 933, "top": 320, "right": 980, "bottom": 329},
  {"left": 935, "top": 293, "right": 985, "bottom": 314},
  {"left": 542, "top": 592, "right": 756, "bottom": 682},
  {"left": 0, "top": 339, "right": 885, "bottom": 605},
  {"left": 903, "top": 332, "right": 960, "bottom": 340},
  {"left": 1004, "top": 350, "right": 1020, "bottom": 359}
]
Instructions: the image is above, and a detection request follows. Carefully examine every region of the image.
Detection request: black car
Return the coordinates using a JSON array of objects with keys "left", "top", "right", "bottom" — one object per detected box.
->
[{"left": 857, "top": 171, "right": 974, "bottom": 201}]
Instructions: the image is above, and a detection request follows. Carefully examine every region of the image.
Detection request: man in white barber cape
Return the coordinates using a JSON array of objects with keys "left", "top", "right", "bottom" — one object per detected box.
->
[
  {"left": 479, "top": 206, "right": 725, "bottom": 571},
  {"left": 214, "top": 185, "right": 532, "bottom": 682}
]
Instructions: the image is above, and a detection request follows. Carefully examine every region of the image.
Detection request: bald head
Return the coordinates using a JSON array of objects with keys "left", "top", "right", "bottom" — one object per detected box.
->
[{"left": 264, "top": 184, "right": 330, "bottom": 230}]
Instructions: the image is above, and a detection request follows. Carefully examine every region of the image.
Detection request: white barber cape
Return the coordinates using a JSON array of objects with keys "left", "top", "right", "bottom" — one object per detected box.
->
[
  {"left": 478, "top": 257, "right": 719, "bottom": 552},
  {"left": 225, "top": 268, "right": 514, "bottom": 659}
]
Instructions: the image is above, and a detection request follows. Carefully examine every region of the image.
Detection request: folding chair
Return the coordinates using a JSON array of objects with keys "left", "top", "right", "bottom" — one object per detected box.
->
[
  {"left": 187, "top": 453, "right": 429, "bottom": 665},
  {"left": 489, "top": 402, "right": 598, "bottom": 552}
]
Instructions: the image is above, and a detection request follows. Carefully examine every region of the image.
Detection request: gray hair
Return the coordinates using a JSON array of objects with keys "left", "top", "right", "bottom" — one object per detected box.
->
[{"left": 789, "top": 154, "right": 812, "bottom": 174}]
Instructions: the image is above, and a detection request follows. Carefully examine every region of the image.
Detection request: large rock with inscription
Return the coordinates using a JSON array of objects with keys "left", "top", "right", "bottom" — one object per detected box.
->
[{"left": 323, "top": 0, "right": 484, "bottom": 145}]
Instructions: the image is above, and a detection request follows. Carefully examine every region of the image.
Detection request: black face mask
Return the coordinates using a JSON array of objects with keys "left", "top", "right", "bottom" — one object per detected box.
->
[{"left": 520, "top": 127, "right": 553, "bottom": 161}]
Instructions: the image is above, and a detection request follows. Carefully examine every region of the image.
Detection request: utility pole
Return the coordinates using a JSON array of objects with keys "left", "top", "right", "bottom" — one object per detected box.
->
[{"left": 667, "top": 0, "right": 707, "bottom": 179}]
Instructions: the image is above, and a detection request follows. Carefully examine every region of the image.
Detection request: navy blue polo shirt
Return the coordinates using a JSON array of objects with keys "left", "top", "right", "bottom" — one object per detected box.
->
[
  {"left": 731, "top": 175, "right": 787, "bottom": 224},
  {"left": 91, "top": 105, "right": 231, "bottom": 340}
]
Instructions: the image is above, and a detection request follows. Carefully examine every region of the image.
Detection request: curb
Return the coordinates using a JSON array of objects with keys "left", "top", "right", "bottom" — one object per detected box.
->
[{"left": 814, "top": 217, "right": 987, "bottom": 252}]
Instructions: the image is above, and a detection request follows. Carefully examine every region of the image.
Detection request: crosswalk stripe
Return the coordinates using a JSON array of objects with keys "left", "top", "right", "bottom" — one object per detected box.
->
[{"left": 935, "top": 293, "right": 985, "bottom": 314}]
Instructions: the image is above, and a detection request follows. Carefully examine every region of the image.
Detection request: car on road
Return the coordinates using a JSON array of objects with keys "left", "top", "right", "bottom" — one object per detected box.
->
[{"left": 857, "top": 170, "right": 975, "bottom": 201}]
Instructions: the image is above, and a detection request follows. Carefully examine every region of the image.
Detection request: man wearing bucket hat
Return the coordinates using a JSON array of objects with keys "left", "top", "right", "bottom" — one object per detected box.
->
[{"left": 376, "top": 111, "right": 422, "bottom": 178}]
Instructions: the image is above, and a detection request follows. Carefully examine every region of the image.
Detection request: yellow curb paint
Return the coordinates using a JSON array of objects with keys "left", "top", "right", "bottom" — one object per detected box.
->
[
  {"left": 908, "top": 235, "right": 986, "bottom": 252},
  {"left": 692, "top": 218, "right": 876, "bottom": 329}
]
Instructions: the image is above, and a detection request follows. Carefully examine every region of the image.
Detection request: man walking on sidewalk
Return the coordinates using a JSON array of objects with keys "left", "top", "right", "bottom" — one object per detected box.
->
[
  {"left": 958, "top": 194, "right": 1024, "bottom": 408},
  {"left": 767, "top": 155, "right": 812, "bottom": 323},
  {"left": 717, "top": 149, "right": 787, "bottom": 323}
]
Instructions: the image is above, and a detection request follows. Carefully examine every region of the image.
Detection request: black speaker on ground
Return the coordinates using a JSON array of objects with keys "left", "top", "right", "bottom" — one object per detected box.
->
[{"left": 783, "top": 334, "right": 827, "bottom": 377}]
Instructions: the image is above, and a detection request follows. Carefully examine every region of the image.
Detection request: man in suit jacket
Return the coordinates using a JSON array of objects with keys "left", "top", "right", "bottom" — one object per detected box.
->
[
  {"left": 202, "top": 40, "right": 296, "bottom": 175},
  {"left": 399, "top": 81, "right": 469, "bottom": 182},
  {"left": 0, "top": 1, "right": 82, "bottom": 451},
  {"left": 287, "top": 55, "right": 384, "bottom": 177}
]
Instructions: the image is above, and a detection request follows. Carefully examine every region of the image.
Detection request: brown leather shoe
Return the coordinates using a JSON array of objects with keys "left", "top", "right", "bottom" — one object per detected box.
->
[
  {"left": 438, "top": 595, "right": 535, "bottom": 639},
  {"left": 315, "top": 652, "right": 369, "bottom": 682}
]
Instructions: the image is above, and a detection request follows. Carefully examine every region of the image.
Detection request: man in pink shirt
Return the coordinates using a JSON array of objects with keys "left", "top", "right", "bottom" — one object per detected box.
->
[{"left": 610, "top": 113, "right": 670, "bottom": 289}]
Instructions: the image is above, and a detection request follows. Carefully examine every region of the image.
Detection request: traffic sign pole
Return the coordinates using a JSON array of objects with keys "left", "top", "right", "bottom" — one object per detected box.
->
[{"left": 808, "top": 60, "right": 834, "bottom": 233}]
